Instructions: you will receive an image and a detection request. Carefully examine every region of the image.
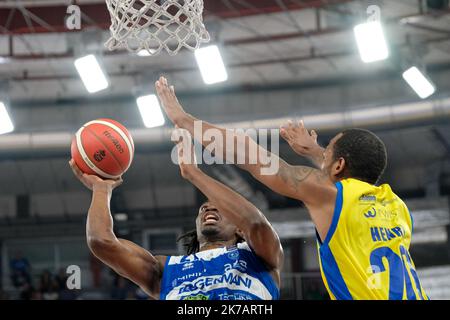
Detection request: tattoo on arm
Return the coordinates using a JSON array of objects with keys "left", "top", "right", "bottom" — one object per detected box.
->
[{"left": 278, "top": 163, "right": 318, "bottom": 192}]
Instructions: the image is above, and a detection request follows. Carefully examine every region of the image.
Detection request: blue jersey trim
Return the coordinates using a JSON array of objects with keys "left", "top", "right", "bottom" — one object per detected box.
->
[
  {"left": 407, "top": 208, "right": 414, "bottom": 233},
  {"left": 316, "top": 181, "right": 352, "bottom": 300},
  {"left": 246, "top": 245, "right": 280, "bottom": 299},
  {"left": 319, "top": 245, "right": 353, "bottom": 300},
  {"left": 320, "top": 181, "right": 343, "bottom": 246},
  {"left": 159, "top": 255, "right": 171, "bottom": 300}
]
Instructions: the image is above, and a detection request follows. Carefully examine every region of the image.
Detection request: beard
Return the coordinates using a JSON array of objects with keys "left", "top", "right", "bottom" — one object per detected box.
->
[{"left": 201, "top": 225, "right": 220, "bottom": 238}]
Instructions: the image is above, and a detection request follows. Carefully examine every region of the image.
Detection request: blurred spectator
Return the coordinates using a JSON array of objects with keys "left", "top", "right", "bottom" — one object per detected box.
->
[
  {"left": 0, "top": 290, "right": 9, "bottom": 300},
  {"left": 90, "top": 254, "right": 103, "bottom": 288},
  {"left": 9, "top": 251, "right": 31, "bottom": 289},
  {"left": 134, "top": 287, "right": 149, "bottom": 300},
  {"left": 55, "top": 268, "right": 68, "bottom": 290},
  {"left": 39, "top": 270, "right": 59, "bottom": 300},
  {"left": 56, "top": 267, "right": 78, "bottom": 300},
  {"left": 303, "top": 279, "right": 329, "bottom": 300},
  {"left": 111, "top": 276, "right": 130, "bottom": 300},
  {"left": 58, "top": 288, "right": 78, "bottom": 300},
  {"left": 20, "top": 283, "right": 35, "bottom": 300}
]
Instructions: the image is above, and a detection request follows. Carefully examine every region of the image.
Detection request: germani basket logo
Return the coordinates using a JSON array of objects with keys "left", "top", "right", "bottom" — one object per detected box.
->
[
  {"left": 93, "top": 150, "right": 106, "bottom": 162},
  {"left": 364, "top": 208, "right": 377, "bottom": 218}
]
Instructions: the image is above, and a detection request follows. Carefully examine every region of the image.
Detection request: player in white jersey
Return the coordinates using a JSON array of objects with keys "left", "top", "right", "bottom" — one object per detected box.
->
[{"left": 68, "top": 134, "right": 283, "bottom": 300}]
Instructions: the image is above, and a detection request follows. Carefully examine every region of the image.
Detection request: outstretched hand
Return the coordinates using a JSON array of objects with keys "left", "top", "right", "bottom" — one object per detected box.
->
[
  {"left": 69, "top": 159, "right": 123, "bottom": 192},
  {"left": 155, "top": 76, "right": 186, "bottom": 125},
  {"left": 280, "top": 120, "right": 322, "bottom": 157}
]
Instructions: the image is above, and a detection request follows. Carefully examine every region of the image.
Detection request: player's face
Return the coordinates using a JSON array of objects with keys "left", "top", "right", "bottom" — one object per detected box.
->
[{"left": 195, "top": 202, "right": 238, "bottom": 241}]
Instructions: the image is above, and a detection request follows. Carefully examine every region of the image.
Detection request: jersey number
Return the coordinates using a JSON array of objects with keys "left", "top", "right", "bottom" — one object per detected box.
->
[{"left": 370, "top": 246, "right": 425, "bottom": 300}]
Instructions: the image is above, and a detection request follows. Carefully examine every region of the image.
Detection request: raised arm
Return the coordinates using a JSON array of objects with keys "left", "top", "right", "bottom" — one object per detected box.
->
[
  {"left": 69, "top": 160, "right": 165, "bottom": 299},
  {"left": 155, "top": 77, "right": 334, "bottom": 208},
  {"left": 174, "top": 131, "right": 283, "bottom": 274}
]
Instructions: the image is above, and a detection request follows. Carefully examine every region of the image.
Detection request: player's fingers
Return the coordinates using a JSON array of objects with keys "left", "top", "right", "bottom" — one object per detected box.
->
[
  {"left": 286, "top": 120, "right": 294, "bottom": 131},
  {"left": 69, "top": 160, "right": 83, "bottom": 178},
  {"left": 155, "top": 80, "right": 164, "bottom": 95},
  {"left": 280, "top": 128, "right": 287, "bottom": 140},
  {"left": 157, "top": 77, "right": 168, "bottom": 94},
  {"left": 180, "top": 128, "right": 192, "bottom": 143},
  {"left": 299, "top": 120, "right": 307, "bottom": 133},
  {"left": 280, "top": 128, "right": 292, "bottom": 141},
  {"left": 172, "top": 127, "right": 182, "bottom": 145},
  {"left": 280, "top": 127, "right": 288, "bottom": 139},
  {"left": 176, "top": 142, "right": 184, "bottom": 162},
  {"left": 113, "top": 177, "right": 123, "bottom": 188},
  {"left": 311, "top": 130, "right": 318, "bottom": 142},
  {"left": 157, "top": 81, "right": 170, "bottom": 101}
]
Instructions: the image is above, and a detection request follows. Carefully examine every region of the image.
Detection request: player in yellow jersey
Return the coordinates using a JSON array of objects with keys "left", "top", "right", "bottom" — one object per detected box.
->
[{"left": 155, "top": 76, "right": 428, "bottom": 300}]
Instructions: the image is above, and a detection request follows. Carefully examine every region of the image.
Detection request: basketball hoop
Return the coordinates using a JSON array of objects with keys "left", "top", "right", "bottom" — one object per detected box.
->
[{"left": 104, "top": 0, "right": 210, "bottom": 56}]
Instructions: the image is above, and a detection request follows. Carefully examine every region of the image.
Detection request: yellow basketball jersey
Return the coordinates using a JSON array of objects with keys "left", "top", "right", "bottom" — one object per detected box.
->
[{"left": 317, "top": 178, "right": 428, "bottom": 300}]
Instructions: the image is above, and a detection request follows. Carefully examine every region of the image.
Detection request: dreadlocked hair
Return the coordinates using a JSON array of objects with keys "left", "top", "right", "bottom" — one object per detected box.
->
[
  {"left": 177, "top": 230, "right": 199, "bottom": 255},
  {"left": 177, "top": 229, "right": 246, "bottom": 255}
]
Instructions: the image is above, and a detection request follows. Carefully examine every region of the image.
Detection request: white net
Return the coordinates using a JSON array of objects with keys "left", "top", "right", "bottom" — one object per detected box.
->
[{"left": 105, "top": 0, "right": 210, "bottom": 56}]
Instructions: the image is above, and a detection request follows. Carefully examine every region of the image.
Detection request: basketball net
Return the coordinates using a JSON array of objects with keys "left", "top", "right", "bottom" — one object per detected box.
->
[{"left": 104, "top": 0, "right": 210, "bottom": 56}]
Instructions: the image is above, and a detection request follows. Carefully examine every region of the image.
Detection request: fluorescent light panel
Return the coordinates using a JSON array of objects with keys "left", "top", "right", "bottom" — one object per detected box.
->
[
  {"left": 402, "top": 66, "right": 436, "bottom": 99},
  {"left": 74, "top": 54, "right": 109, "bottom": 93},
  {"left": 194, "top": 45, "right": 228, "bottom": 85},
  {"left": 353, "top": 21, "right": 389, "bottom": 63},
  {"left": 137, "top": 49, "right": 156, "bottom": 57},
  {"left": 0, "top": 102, "right": 14, "bottom": 135},
  {"left": 136, "top": 94, "right": 165, "bottom": 128},
  {"left": 114, "top": 213, "right": 128, "bottom": 221}
]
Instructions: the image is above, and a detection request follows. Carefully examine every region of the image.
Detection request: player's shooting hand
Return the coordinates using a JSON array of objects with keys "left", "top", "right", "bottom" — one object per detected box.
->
[
  {"left": 155, "top": 76, "right": 186, "bottom": 125},
  {"left": 280, "top": 120, "right": 324, "bottom": 162},
  {"left": 173, "top": 127, "right": 199, "bottom": 180},
  {"left": 69, "top": 159, "right": 123, "bottom": 192}
]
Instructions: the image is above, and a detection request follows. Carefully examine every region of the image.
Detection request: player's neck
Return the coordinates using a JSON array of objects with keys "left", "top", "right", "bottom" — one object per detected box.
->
[{"left": 199, "top": 240, "right": 236, "bottom": 252}]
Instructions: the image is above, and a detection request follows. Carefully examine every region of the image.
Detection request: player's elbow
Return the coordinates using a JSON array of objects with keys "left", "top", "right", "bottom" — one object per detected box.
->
[{"left": 87, "top": 236, "right": 118, "bottom": 255}]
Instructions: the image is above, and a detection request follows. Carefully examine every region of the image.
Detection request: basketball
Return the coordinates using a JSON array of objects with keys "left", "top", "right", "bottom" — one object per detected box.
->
[{"left": 71, "top": 119, "right": 134, "bottom": 179}]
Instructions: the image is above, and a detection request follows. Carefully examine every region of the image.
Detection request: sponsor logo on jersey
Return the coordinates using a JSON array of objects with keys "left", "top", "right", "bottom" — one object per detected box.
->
[
  {"left": 364, "top": 208, "right": 377, "bottom": 218},
  {"left": 359, "top": 194, "right": 377, "bottom": 202},
  {"left": 182, "top": 293, "right": 210, "bottom": 300},
  {"left": 217, "top": 292, "right": 253, "bottom": 300},
  {"left": 182, "top": 262, "right": 195, "bottom": 271},
  {"left": 225, "top": 260, "right": 248, "bottom": 273},
  {"left": 180, "top": 254, "right": 199, "bottom": 264},
  {"left": 178, "top": 273, "right": 253, "bottom": 295}
]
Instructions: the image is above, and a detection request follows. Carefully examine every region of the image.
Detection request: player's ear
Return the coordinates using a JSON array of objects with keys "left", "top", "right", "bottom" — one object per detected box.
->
[{"left": 333, "top": 157, "right": 346, "bottom": 176}]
